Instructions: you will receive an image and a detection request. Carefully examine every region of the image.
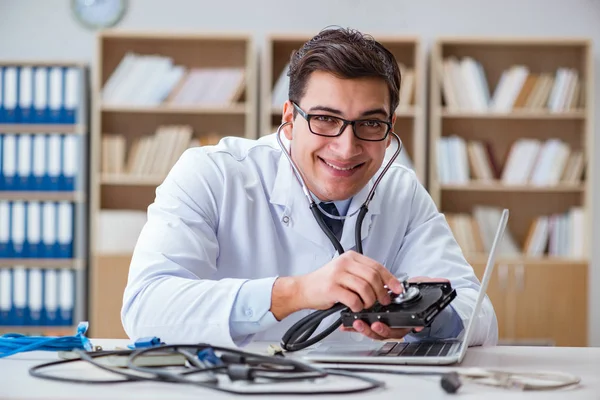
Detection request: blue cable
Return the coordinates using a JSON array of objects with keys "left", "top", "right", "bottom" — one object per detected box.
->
[{"left": 0, "top": 321, "right": 93, "bottom": 358}]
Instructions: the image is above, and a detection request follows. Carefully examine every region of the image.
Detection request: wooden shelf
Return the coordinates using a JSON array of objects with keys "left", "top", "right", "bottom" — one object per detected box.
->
[
  {"left": 101, "top": 104, "right": 248, "bottom": 115},
  {"left": 0, "top": 191, "right": 86, "bottom": 202},
  {"left": 441, "top": 109, "right": 585, "bottom": 119},
  {"left": 0, "top": 124, "right": 86, "bottom": 134},
  {"left": 430, "top": 37, "right": 593, "bottom": 347},
  {"left": 0, "top": 259, "right": 85, "bottom": 269},
  {"left": 92, "top": 30, "right": 258, "bottom": 338},
  {"left": 440, "top": 182, "right": 584, "bottom": 193},
  {"left": 100, "top": 174, "right": 165, "bottom": 186}
]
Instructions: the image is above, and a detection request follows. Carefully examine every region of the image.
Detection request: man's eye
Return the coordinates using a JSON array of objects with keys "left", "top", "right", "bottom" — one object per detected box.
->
[
  {"left": 315, "top": 116, "right": 336, "bottom": 123},
  {"left": 363, "top": 121, "right": 382, "bottom": 127}
]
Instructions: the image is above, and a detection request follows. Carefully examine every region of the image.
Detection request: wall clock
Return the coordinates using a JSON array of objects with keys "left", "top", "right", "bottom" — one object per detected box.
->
[{"left": 71, "top": 0, "right": 128, "bottom": 30}]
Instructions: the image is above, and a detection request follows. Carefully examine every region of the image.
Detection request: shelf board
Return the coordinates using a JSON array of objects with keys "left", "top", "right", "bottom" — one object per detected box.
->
[
  {"left": 101, "top": 174, "right": 165, "bottom": 186},
  {"left": 0, "top": 191, "right": 86, "bottom": 202},
  {"left": 0, "top": 124, "right": 86, "bottom": 134},
  {"left": 101, "top": 104, "right": 247, "bottom": 115},
  {"left": 466, "top": 254, "right": 588, "bottom": 265},
  {"left": 0, "top": 259, "right": 85, "bottom": 269},
  {"left": 0, "top": 326, "right": 77, "bottom": 335},
  {"left": 440, "top": 182, "right": 584, "bottom": 193},
  {"left": 440, "top": 109, "right": 585, "bottom": 120}
]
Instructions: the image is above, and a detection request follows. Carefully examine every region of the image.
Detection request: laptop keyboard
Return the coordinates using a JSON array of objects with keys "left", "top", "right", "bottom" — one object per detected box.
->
[{"left": 376, "top": 341, "right": 454, "bottom": 357}]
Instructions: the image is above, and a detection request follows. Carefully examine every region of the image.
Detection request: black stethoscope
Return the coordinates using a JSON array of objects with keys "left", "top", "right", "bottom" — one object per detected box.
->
[{"left": 275, "top": 121, "right": 404, "bottom": 351}]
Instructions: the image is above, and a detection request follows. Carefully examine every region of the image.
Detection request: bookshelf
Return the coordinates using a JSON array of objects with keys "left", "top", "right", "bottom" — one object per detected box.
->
[
  {"left": 429, "top": 37, "right": 593, "bottom": 346},
  {"left": 261, "top": 34, "right": 427, "bottom": 183},
  {"left": 0, "top": 61, "right": 89, "bottom": 335},
  {"left": 90, "top": 31, "right": 257, "bottom": 338}
]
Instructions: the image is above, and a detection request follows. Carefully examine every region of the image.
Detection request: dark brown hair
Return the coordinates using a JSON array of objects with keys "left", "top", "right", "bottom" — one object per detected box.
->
[{"left": 288, "top": 26, "right": 401, "bottom": 119}]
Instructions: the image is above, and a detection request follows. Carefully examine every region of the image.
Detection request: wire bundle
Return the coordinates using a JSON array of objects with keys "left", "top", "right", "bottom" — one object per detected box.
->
[
  {"left": 0, "top": 322, "right": 93, "bottom": 358},
  {"left": 29, "top": 343, "right": 386, "bottom": 395}
]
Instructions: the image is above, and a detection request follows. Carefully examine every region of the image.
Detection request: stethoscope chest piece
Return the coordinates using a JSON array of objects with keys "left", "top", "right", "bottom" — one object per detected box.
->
[{"left": 392, "top": 285, "right": 422, "bottom": 306}]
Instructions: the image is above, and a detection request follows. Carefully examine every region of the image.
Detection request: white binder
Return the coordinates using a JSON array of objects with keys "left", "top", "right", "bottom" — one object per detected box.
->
[
  {"left": 18, "top": 66, "right": 34, "bottom": 123},
  {"left": 11, "top": 201, "right": 26, "bottom": 258},
  {"left": 17, "top": 134, "right": 32, "bottom": 191},
  {"left": 42, "top": 202, "right": 57, "bottom": 257},
  {"left": 0, "top": 201, "right": 9, "bottom": 257},
  {"left": 0, "top": 269, "right": 11, "bottom": 324},
  {"left": 47, "top": 134, "right": 62, "bottom": 190},
  {"left": 28, "top": 267, "right": 43, "bottom": 325},
  {"left": 2, "top": 134, "right": 17, "bottom": 190},
  {"left": 3, "top": 67, "right": 18, "bottom": 122},
  {"left": 57, "top": 202, "right": 73, "bottom": 258},
  {"left": 12, "top": 266, "right": 27, "bottom": 325},
  {"left": 34, "top": 66, "right": 49, "bottom": 123},
  {"left": 43, "top": 269, "right": 58, "bottom": 324},
  {"left": 48, "top": 67, "right": 63, "bottom": 123},
  {"left": 32, "top": 135, "right": 47, "bottom": 189}
]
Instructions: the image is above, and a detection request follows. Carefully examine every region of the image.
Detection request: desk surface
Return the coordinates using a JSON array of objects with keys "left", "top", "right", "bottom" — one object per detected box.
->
[{"left": 2, "top": 339, "right": 600, "bottom": 399}]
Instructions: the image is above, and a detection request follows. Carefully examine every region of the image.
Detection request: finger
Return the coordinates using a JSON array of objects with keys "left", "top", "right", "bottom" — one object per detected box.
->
[
  {"left": 345, "top": 258, "right": 394, "bottom": 304},
  {"left": 339, "top": 273, "right": 378, "bottom": 309},
  {"left": 371, "top": 322, "right": 412, "bottom": 339},
  {"left": 333, "top": 287, "right": 364, "bottom": 313},
  {"left": 350, "top": 252, "right": 403, "bottom": 294},
  {"left": 352, "top": 320, "right": 386, "bottom": 341}
]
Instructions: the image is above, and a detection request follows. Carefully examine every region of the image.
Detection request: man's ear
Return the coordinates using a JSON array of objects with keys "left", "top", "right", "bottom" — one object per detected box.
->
[{"left": 281, "top": 100, "right": 294, "bottom": 140}]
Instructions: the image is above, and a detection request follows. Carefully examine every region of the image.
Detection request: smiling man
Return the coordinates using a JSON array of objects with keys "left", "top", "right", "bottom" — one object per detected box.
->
[{"left": 121, "top": 27, "right": 498, "bottom": 349}]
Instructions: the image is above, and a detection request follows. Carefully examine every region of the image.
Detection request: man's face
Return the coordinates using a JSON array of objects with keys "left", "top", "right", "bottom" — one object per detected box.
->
[{"left": 283, "top": 71, "right": 394, "bottom": 202}]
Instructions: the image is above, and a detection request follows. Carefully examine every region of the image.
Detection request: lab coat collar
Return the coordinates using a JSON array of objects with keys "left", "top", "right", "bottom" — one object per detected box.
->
[{"left": 270, "top": 151, "right": 383, "bottom": 254}]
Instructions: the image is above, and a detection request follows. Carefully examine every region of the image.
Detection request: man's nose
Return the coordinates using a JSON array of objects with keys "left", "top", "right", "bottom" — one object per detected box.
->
[{"left": 333, "top": 123, "right": 361, "bottom": 157}]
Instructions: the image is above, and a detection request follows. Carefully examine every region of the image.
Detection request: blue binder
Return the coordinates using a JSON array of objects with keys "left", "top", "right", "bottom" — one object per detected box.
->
[
  {"left": 0, "top": 67, "right": 4, "bottom": 124},
  {"left": 2, "top": 66, "right": 18, "bottom": 124},
  {"left": 58, "top": 269, "right": 74, "bottom": 326},
  {"left": 34, "top": 66, "right": 50, "bottom": 124},
  {"left": 0, "top": 269, "right": 11, "bottom": 325},
  {"left": 42, "top": 269, "right": 58, "bottom": 326},
  {"left": 18, "top": 66, "right": 34, "bottom": 124},
  {"left": 48, "top": 67, "right": 63, "bottom": 124}
]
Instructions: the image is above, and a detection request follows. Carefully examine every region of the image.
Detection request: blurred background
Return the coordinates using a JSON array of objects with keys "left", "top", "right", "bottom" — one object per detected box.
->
[{"left": 0, "top": 0, "right": 598, "bottom": 347}]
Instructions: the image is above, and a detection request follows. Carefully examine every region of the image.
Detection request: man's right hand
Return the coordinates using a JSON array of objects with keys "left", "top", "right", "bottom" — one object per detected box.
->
[{"left": 270, "top": 250, "right": 403, "bottom": 321}]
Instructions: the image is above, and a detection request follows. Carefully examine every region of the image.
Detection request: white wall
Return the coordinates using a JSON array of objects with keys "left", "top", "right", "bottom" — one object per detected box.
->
[{"left": 1, "top": 0, "right": 599, "bottom": 345}]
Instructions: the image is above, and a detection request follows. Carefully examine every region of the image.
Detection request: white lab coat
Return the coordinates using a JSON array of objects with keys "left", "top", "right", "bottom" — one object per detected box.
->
[{"left": 121, "top": 133, "right": 498, "bottom": 348}]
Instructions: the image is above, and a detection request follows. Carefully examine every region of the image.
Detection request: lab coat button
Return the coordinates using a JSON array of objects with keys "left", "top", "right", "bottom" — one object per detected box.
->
[
  {"left": 282, "top": 216, "right": 290, "bottom": 225},
  {"left": 245, "top": 308, "right": 253, "bottom": 317}
]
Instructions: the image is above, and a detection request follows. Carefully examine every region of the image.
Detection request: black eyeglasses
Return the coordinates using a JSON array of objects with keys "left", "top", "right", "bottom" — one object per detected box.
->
[{"left": 292, "top": 102, "right": 392, "bottom": 142}]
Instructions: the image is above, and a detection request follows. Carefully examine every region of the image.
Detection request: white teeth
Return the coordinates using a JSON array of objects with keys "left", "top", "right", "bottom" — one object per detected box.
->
[{"left": 324, "top": 160, "right": 354, "bottom": 171}]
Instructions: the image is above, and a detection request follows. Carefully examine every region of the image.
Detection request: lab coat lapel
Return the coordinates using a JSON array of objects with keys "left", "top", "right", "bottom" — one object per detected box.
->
[{"left": 270, "top": 153, "right": 336, "bottom": 251}]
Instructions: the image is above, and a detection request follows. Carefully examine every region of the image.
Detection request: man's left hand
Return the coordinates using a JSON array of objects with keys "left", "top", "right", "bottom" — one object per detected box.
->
[{"left": 339, "top": 276, "right": 449, "bottom": 340}]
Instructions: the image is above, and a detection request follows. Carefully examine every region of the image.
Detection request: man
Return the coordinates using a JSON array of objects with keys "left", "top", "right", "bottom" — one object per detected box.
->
[{"left": 121, "top": 27, "right": 497, "bottom": 348}]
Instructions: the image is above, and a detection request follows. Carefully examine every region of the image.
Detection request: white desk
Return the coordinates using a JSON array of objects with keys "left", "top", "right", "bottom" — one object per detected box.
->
[{"left": 1, "top": 339, "right": 599, "bottom": 399}]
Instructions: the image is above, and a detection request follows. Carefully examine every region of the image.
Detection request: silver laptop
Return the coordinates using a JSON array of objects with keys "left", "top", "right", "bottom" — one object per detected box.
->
[{"left": 301, "top": 208, "right": 508, "bottom": 365}]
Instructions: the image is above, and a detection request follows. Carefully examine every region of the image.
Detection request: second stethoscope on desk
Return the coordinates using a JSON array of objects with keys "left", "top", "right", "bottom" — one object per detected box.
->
[{"left": 275, "top": 120, "right": 415, "bottom": 351}]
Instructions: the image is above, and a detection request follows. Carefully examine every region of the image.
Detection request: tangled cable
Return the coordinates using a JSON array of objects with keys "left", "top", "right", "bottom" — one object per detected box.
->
[
  {"left": 0, "top": 322, "right": 93, "bottom": 358},
  {"left": 29, "top": 343, "right": 389, "bottom": 395}
]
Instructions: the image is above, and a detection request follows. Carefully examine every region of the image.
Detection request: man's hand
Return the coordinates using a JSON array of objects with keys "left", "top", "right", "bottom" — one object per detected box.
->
[
  {"left": 270, "top": 251, "right": 403, "bottom": 321},
  {"left": 339, "top": 276, "right": 450, "bottom": 340}
]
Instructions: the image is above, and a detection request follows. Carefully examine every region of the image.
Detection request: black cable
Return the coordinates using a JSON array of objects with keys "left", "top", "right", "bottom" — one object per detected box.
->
[
  {"left": 281, "top": 205, "right": 371, "bottom": 352},
  {"left": 29, "top": 349, "right": 147, "bottom": 384},
  {"left": 326, "top": 367, "right": 462, "bottom": 394},
  {"left": 29, "top": 343, "right": 385, "bottom": 395}
]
